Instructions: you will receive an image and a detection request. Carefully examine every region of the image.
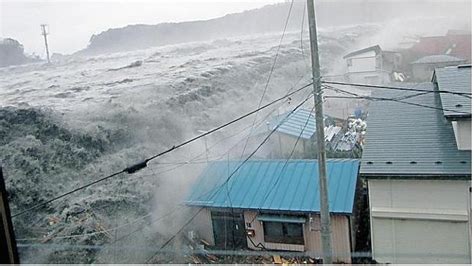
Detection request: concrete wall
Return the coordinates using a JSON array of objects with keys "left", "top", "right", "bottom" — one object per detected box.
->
[
  {"left": 346, "top": 50, "right": 377, "bottom": 73},
  {"left": 368, "top": 179, "right": 471, "bottom": 263},
  {"left": 345, "top": 71, "right": 391, "bottom": 85},
  {"left": 244, "top": 211, "right": 352, "bottom": 263},
  {"left": 452, "top": 119, "right": 471, "bottom": 150},
  {"left": 270, "top": 133, "right": 308, "bottom": 158},
  {"left": 412, "top": 62, "right": 463, "bottom": 81},
  {"left": 191, "top": 208, "right": 215, "bottom": 245}
]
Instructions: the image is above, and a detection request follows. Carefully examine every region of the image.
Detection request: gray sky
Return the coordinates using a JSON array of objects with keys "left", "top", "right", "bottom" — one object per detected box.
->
[{"left": 0, "top": 0, "right": 285, "bottom": 56}]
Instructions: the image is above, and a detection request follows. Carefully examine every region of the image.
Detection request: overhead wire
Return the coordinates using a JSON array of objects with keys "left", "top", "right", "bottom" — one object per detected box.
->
[
  {"left": 145, "top": 93, "right": 314, "bottom": 262},
  {"left": 238, "top": 0, "right": 295, "bottom": 160},
  {"left": 321, "top": 80, "right": 472, "bottom": 98},
  {"left": 249, "top": 104, "right": 317, "bottom": 224},
  {"left": 11, "top": 82, "right": 312, "bottom": 218},
  {"left": 323, "top": 84, "right": 471, "bottom": 115}
]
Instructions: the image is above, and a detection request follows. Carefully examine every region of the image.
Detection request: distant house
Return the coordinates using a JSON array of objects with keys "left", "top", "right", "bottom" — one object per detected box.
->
[
  {"left": 409, "top": 32, "right": 471, "bottom": 63},
  {"left": 343, "top": 45, "right": 402, "bottom": 85},
  {"left": 410, "top": 55, "right": 466, "bottom": 81},
  {"left": 186, "top": 159, "right": 360, "bottom": 263},
  {"left": 359, "top": 66, "right": 471, "bottom": 263},
  {"left": 264, "top": 108, "right": 341, "bottom": 158}
]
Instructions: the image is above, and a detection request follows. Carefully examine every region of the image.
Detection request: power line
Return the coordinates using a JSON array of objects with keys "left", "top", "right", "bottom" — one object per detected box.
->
[
  {"left": 321, "top": 80, "right": 472, "bottom": 98},
  {"left": 146, "top": 93, "right": 314, "bottom": 263},
  {"left": 323, "top": 89, "right": 471, "bottom": 115},
  {"left": 11, "top": 83, "right": 312, "bottom": 218},
  {"left": 238, "top": 0, "right": 295, "bottom": 160},
  {"left": 254, "top": 104, "right": 316, "bottom": 220},
  {"left": 196, "top": 92, "right": 314, "bottom": 203},
  {"left": 17, "top": 242, "right": 470, "bottom": 259},
  {"left": 145, "top": 207, "right": 205, "bottom": 263},
  {"left": 103, "top": 91, "right": 314, "bottom": 251}
]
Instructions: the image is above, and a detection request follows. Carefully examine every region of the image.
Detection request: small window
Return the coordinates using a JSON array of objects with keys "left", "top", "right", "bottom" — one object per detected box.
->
[{"left": 263, "top": 221, "right": 304, "bottom": 245}]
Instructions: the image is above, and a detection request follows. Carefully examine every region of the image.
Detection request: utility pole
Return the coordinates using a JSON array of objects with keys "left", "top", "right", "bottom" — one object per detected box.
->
[
  {"left": 0, "top": 163, "right": 20, "bottom": 263},
  {"left": 306, "top": 0, "right": 333, "bottom": 263},
  {"left": 40, "top": 24, "right": 50, "bottom": 64}
]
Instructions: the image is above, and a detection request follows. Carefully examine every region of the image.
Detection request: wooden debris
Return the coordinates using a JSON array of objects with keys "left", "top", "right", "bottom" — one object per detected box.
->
[
  {"left": 191, "top": 255, "right": 201, "bottom": 264},
  {"left": 273, "top": 255, "right": 282, "bottom": 264},
  {"left": 200, "top": 239, "right": 210, "bottom": 246},
  {"left": 207, "top": 254, "right": 218, "bottom": 262}
]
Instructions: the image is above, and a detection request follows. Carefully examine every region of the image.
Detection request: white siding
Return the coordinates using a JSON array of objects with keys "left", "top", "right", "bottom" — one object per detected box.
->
[
  {"left": 452, "top": 120, "right": 471, "bottom": 150},
  {"left": 345, "top": 71, "right": 391, "bottom": 85},
  {"left": 191, "top": 208, "right": 215, "bottom": 245},
  {"left": 368, "top": 179, "right": 471, "bottom": 263},
  {"left": 346, "top": 50, "right": 377, "bottom": 73},
  {"left": 270, "top": 133, "right": 307, "bottom": 158}
]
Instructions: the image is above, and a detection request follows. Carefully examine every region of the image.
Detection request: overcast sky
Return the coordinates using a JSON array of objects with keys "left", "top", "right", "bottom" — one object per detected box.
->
[{"left": 0, "top": 0, "right": 285, "bottom": 56}]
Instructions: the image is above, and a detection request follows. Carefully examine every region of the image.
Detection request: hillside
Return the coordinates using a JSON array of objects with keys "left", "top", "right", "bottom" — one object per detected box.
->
[
  {"left": 0, "top": 38, "right": 39, "bottom": 67},
  {"left": 78, "top": 1, "right": 471, "bottom": 55}
]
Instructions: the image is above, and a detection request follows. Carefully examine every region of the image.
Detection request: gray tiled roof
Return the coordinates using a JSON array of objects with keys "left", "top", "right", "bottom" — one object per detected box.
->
[
  {"left": 433, "top": 65, "right": 472, "bottom": 118},
  {"left": 343, "top": 45, "right": 381, "bottom": 59},
  {"left": 411, "top": 54, "right": 465, "bottom": 64},
  {"left": 360, "top": 82, "right": 471, "bottom": 178}
]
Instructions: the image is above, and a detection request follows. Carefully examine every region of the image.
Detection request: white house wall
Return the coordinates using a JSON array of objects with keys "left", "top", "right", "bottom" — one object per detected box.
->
[
  {"left": 368, "top": 179, "right": 471, "bottom": 263},
  {"left": 270, "top": 133, "right": 307, "bottom": 158},
  {"left": 191, "top": 208, "right": 215, "bottom": 246},
  {"left": 452, "top": 120, "right": 472, "bottom": 150},
  {"left": 346, "top": 50, "right": 377, "bottom": 73}
]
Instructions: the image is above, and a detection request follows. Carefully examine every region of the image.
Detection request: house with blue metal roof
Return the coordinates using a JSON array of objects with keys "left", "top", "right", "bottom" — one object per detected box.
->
[
  {"left": 360, "top": 67, "right": 471, "bottom": 264},
  {"left": 264, "top": 108, "right": 342, "bottom": 158},
  {"left": 185, "top": 159, "right": 360, "bottom": 263}
]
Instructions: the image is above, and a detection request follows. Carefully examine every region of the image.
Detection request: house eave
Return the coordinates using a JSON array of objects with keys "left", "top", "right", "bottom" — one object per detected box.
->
[
  {"left": 359, "top": 172, "right": 471, "bottom": 180},
  {"left": 184, "top": 204, "right": 354, "bottom": 216}
]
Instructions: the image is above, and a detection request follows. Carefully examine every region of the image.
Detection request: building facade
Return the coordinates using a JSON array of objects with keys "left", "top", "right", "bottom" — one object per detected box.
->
[
  {"left": 343, "top": 45, "right": 401, "bottom": 85},
  {"left": 186, "top": 159, "right": 360, "bottom": 263},
  {"left": 360, "top": 67, "right": 471, "bottom": 263},
  {"left": 410, "top": 55, "right": 466, "bottom": 81}
]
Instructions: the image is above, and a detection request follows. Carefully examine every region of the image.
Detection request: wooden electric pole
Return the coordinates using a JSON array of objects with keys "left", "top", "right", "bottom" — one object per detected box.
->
[
  {"left": 0, "top": 164, "right": 20, "bottom": 263},
  {"left": 40, "top": 24, "right": 51, "bottom": 63},
  {"left": 306, "top": 0, "right": 333, "bottom": 263}
]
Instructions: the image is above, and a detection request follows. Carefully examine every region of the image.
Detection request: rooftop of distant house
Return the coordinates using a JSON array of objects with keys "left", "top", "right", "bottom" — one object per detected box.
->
[{"left": 411, "top": 54, "right": 466, "bottom": 65}]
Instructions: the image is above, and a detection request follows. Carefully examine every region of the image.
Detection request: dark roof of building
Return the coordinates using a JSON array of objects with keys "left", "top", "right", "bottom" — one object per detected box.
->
[
  {"left": 360, "top": 82, "right": 471, "bottom": 178},
  {"left": 411, "top": 54, "right": 465, "bottom": 65},
  {"left": 186, "top": 159, "right": 360, "bottom": 214},
  {"left": 343, "top": 45, "right": 381, "bottom": 59},
  {"left": 433, "top": 65, "right": 472, "bottom": 118}
]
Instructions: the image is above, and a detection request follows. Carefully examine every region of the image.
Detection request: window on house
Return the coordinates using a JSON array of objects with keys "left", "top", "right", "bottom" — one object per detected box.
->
[
  {"left": 263, "top": 221, "right": 304, "bottom": 245},
  {"left": 347, "top": 58, "right": 352, "bottom": 67}
]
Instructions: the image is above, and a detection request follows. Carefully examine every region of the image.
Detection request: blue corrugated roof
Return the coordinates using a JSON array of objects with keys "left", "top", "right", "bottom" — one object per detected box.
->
[
  {"left": 185, "top": 159, "right": 360, "bottom": 214},
  {"left": 270, "top": 108, "right": 316, "bottom": 139}
]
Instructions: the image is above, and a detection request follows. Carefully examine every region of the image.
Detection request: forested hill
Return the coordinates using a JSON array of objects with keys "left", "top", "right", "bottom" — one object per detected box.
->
[
  {"left": 78, "top": 1, "right": 471, "bottom": 55},
  {"left": 0, "top": 38, "right": 39, "bottom": 67}
]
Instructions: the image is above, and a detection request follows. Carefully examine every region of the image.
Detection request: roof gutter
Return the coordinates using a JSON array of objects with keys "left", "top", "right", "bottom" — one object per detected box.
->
[{"left": 359, "top": 173, "right": 471, "bottom": 180}]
